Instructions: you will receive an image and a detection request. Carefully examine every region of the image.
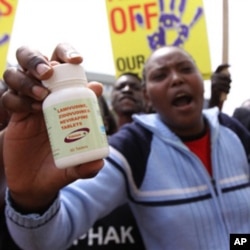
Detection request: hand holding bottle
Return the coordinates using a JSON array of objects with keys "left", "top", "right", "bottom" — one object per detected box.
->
[{"left": 2, "top": 44, "right": 104, "bottom": 213}]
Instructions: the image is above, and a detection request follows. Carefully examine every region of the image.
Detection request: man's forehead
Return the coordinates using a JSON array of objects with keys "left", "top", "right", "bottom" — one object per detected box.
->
[
  {"left": 145, "top": 47, "right": 192, "bottom": 69},
  {"left": 115, "top": 75, "right": 141, "bottom": 85},
  {"left": 150, "top": 47, "right": 190, "bottom": 61}
]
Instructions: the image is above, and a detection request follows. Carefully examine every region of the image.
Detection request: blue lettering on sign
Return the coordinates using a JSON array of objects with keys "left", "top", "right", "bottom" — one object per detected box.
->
[
  {"left": 0, "top": 13, "right": 10, "bottom": 46},
  {"left": 135, "top": 0, "right": 203, "bottom": 50},
  {"left": 0, "top": 34, "right": 9, "bottom": 45}
]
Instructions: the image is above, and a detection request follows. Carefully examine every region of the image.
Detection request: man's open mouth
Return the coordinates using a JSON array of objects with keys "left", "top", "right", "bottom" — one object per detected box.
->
[{"left": 172, "top": 93, "right": 192, "bottom": 107}]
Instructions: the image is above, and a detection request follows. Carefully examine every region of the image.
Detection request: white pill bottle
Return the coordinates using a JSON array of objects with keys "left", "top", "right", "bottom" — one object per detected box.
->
[{"left": 42, "top": 63, "right": 109, "bottom": 169}]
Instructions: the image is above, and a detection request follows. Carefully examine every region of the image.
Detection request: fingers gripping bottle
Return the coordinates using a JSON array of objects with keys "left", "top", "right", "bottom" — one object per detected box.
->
[{"left": 42, "top": 63, "right": 109, "bottom": 169}]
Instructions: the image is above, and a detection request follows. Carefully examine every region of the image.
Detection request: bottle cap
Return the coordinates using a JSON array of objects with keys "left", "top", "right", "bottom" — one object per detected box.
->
[{"left": 42, "top": 63, "right": 87, "bottom": 88}]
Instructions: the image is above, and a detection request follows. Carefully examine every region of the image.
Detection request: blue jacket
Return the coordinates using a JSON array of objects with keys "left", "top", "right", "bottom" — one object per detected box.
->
[{"left": 5, "top": 108, "right": 250, "bottom": 250}]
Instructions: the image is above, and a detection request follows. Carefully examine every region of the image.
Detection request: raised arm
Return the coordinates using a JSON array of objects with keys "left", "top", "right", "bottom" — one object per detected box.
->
[{"left": 2, "top": 44, "right": 104, "bottom": 213}]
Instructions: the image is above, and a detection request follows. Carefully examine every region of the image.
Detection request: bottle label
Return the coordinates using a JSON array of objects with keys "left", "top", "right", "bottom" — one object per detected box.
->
[{"left": 43, "top": 98, "right": 108, "bottom": 160}]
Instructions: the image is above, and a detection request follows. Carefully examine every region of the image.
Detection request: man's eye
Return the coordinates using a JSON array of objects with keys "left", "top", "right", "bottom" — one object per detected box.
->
[
  {"left": 181, "top": 66, "right": 193, "bottom": 73},
  {"left": 115, "top": 85, "right": 124, "bottom": 90},
  {"left": 130, "top": 85, "right": 142, "bottom": 91},
  {"left": 152, "top": 73, "right": 166, "bottom": 81}
]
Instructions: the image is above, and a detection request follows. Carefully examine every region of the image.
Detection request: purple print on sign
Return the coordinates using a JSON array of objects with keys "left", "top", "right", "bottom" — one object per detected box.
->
[{"left": 135, "top": 0, "right": 203, "bottom": 50}]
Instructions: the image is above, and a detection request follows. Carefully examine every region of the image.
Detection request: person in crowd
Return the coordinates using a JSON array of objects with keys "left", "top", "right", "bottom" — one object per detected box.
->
[
  {"left": 232, "top": 107, "right": 250, "bottom": 132},
  {"left": 232, "top": 98, "right": 250, "bottom": 132},
  {"left": 2, "top": 44, "right": 250, "bottom": 250},
  {"left": 241, "top": 99, "right": 250, "bottom": 109},
  {"left": 110, "top": 72, "right": 146, "bottom": 129},
  {"left": 98, "top": 95, "right": 117, "bottom": 136},
  {"left": 203, "top": 64, "right": 231, "bottom": 110}
]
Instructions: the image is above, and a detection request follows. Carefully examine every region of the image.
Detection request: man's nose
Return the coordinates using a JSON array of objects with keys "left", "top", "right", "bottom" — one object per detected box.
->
[
  {"left": 121, "top": 84, "right": 132, "bottom": 92},
  {"left": 170, "top": 71, "right": 183, "bottom": 87}
]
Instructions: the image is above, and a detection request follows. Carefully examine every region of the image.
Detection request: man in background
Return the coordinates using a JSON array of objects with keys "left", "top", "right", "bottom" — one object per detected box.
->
[{"left": 110, "top": 72, "right": 146, "bottom": 129}]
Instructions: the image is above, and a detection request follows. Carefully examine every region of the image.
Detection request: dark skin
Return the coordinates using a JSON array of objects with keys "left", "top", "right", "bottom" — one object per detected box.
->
[
  {"left": 0, "top": 131, "right": 5, "bottom": 209},
  {"left": 144, "top": 46, "right": 205, "bottom": 137},
  {"left": 1, "top": 44, "right": 205, "bottom": 213},
  {"left": 208, "top": 64, "right": 231, "bottom": 111},
  {"left": 111, "top": 73, "right": 145, "bottom": 128},
  {"left": 0, "top": 81, "right": 10, "bottom": 131},
  {"left": 0, "top": 81, "right": 10, "bottom": 209},
  {"left": 2, "top": 44, "right": 104, "bottom": 212}
]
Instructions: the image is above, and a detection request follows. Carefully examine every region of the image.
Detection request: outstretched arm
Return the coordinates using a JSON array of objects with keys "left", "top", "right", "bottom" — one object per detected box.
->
[{"left": 2, "top": 44, "right": 104, "bottom": 213}]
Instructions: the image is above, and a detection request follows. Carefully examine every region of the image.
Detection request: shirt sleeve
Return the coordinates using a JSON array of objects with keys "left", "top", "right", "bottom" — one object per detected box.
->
[{"left": 5, "top": 155, "right": 127, "bottom": 250}]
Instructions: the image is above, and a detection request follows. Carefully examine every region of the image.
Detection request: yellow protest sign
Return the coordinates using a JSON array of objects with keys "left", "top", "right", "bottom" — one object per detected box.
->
[
  {"left": 106, "top": 0, "right": 211, "bottom": 79},
  {"left": 0, "top": 0, "right": 18, "bottom": 79}
]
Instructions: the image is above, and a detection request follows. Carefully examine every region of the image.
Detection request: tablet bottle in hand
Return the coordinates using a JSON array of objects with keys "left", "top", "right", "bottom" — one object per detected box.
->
[{"left": 42, "top": 63, "right": 109, "bottom": 169}]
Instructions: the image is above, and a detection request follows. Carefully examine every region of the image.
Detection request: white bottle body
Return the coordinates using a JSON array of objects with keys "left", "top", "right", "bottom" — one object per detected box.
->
[{"left": 42, "top": 67, "right": 109, "bottom": 169}]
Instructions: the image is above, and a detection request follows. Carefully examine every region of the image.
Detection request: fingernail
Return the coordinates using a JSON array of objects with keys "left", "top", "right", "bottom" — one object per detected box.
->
[
  {"left": 36, "top": 63, "right": 51, "bottom": 76},
  {"left": 32, "top": 85, "right": 49, "bottom": 100},
  {"left": 67, "top": 51, "right": 81, "bottom": 58}
]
